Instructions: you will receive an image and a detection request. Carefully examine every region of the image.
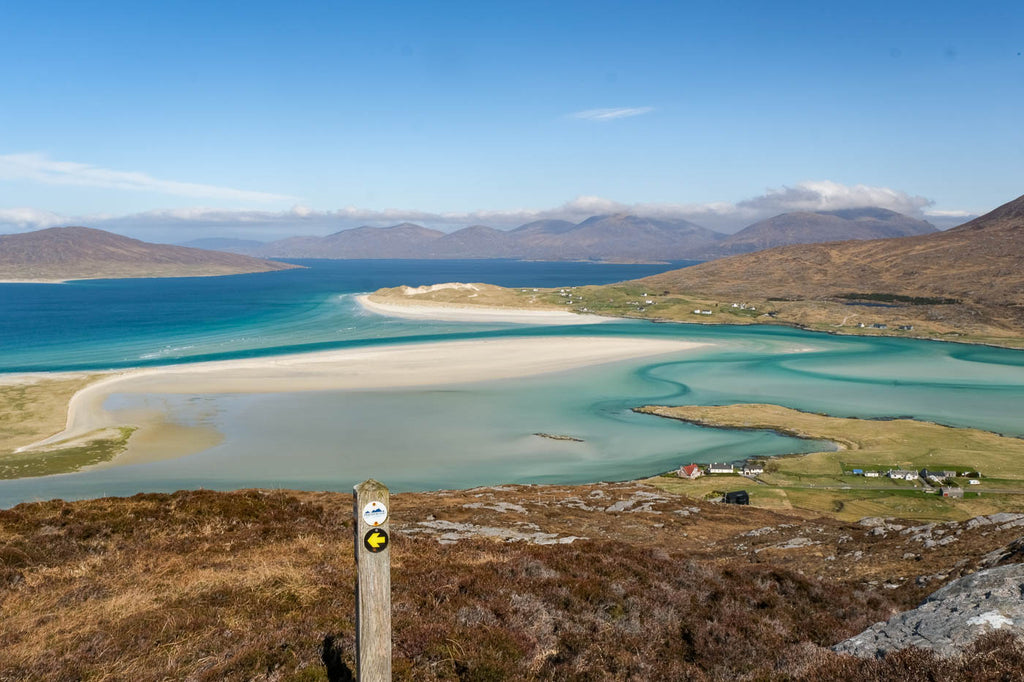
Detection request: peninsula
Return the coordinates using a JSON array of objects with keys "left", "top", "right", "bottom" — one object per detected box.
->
[
  {"left": 0, "top": 226, "right": 299, "bottom": 281},
  {"left": 362, "top": 192, "right": 1024, "bottom": 348}
]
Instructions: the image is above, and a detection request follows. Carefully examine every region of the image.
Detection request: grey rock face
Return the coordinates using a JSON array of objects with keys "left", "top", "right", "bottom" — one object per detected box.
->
[{"left": 833, "top": 563, "right": 1024, "bottom": 658}]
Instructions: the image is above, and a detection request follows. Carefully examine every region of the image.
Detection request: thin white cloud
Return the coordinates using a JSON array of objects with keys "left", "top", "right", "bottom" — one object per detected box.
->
[
  {"left": 569, "top": 107, "right": 654, "bottom": 121},
  {"left": 0, "top": 207, "right": 67, "bottom": 229},
  {"left": 737, "top": 180, "right": 933, "bottom": 216},
  {"left": 0, "top": 152, "right": 296, "bottom": 203}
]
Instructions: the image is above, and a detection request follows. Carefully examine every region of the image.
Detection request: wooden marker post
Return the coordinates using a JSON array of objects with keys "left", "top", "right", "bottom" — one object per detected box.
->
[{"left": 354, "top": 479, "right": 391, "bottom": 681}]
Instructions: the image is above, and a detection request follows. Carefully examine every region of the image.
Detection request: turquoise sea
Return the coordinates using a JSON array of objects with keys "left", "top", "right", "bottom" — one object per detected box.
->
[{"left": 2, "top": 259, "right": 1023, "bottom": 507}]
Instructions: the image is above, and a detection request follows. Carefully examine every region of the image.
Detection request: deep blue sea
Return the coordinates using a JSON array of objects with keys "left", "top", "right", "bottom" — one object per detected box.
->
[
  {"left": 2, "top": 259, "right": 1023, "bottom": 506},
  {"left": 0, "top": 259, "right": 700, "bottom": 371}
]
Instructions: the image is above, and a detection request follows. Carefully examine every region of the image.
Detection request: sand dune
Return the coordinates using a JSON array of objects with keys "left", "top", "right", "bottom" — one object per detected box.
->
[{"left": 356, "top": 294, "right": 607, "bottom": 324}]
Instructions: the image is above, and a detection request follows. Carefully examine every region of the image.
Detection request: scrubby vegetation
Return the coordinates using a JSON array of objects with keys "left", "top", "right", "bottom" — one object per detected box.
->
[
  {"left": 3, "top": 486, "right": 1024, "bottom": 680},
  {"left": 836, "top": 292, "right": 962, "bottom": 305},
  {"left": 370, "top": 281, "right": 1024, "bottom": 348},
  {"left": 0, "top": 375, "right": 137, "bottom": 480},
  {"left": 0, "top": 427, "right": 134, "bottom": 479}
]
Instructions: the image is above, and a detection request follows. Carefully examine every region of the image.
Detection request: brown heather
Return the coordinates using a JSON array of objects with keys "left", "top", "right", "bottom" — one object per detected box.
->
[{"left": 2, "top": 484, "right": 1024, "bottom": 680}]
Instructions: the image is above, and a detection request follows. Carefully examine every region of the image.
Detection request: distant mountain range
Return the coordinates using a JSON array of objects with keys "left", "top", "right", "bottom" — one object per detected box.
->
[
  {"left": 637, "top": 193, "right": 1024, "bottom": 309},
  {"left": 0, "top": 205, "right": 957, "bottom": 282},
  {"left": 0, "top": 227, "right": 299, "bottom": 281},
  {"left": 179, "top": 237, "right": 267, "bottom": 252},
  {"left": 197, "top": 208, "right": 941, "bottom": 262}
]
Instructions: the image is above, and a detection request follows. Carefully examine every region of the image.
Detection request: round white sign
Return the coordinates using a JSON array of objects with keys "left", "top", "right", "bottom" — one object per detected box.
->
[{"left": 362, "top": 501, "right": 388, "bottom": 526}]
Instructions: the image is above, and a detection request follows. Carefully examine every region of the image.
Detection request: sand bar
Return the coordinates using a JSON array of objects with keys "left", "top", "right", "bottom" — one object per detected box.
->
[
  {"left": 22, "top": 336, "right": 707, "bottom": 457},
  {"left": 357, "top": 294, "right": 607, "bottom": 325}
]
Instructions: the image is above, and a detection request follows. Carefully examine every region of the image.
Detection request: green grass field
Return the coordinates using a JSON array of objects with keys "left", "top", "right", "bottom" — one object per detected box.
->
[
  {"left": 643, "top": 403, "right": 1024, "bottom": 521},
  {"left": 0, "top": 375, "right": 138, "bottom": 480},
  {"left": 0, "top": 427, "right": 135, "bottom": 480}
]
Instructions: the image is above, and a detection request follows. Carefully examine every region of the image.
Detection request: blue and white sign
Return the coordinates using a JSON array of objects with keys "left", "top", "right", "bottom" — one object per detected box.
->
[{"left": 362, "top": 501, "right": 388, "bottom": 527}]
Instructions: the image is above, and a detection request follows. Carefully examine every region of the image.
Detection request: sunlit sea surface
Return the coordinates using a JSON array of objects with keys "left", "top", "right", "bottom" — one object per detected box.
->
[{"left": 2, "top": 259, "right": 1023, "bottom": 506}]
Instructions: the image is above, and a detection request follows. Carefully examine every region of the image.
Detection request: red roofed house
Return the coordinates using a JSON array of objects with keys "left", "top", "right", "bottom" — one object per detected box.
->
[{"left": 677, "top": 464, "right": 703, "bottom": 480}]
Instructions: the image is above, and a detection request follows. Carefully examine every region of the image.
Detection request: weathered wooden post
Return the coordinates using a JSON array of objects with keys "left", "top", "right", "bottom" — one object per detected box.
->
[{"left": 354, "top": 479, "right": 391, "bottom": 681}]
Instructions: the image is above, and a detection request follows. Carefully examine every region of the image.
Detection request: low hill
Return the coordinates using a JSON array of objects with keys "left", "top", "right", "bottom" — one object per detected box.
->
[
  {"left": 0, "top": 227, "right": 299, "bottom": 281},
  {"left": 639, "top": 193, "right": 1023, "bottom": 306},
  {"left": 713, "top": 207, "right": 937, "bottom": 256}
]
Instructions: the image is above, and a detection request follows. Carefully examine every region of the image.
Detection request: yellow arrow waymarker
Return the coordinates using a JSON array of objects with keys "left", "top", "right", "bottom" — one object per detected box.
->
[{"left": 363, "top": 529, "right": 389, "bottom": 553}]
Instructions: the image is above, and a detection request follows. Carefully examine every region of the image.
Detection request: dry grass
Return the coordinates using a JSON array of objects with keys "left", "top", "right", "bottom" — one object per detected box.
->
[
  {"left": 0, "top": 375, "right": 96, "bottom": 452},
  {"left": 371, "top": 280, "right": 1024, "bottom": 347},
  {"left": 4, "top": 485, "right": 1024, "bottom": 680}
]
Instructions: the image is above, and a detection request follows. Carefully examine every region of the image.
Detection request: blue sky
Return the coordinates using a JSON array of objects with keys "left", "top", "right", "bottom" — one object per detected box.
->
[{"left": 1, "top": 0, "right": 1021, "bottom": 240}]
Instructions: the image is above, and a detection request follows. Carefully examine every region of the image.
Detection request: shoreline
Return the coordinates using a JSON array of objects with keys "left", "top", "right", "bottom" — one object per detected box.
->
[
  {"left": 20, "top": 335, "right": 707, "bottom": 466},
  {"left": 356, "top": 293, "right": 609, "bottom": 325},
  {"left": 362, "top": 286, "right": 1024, "bottom": 350}
]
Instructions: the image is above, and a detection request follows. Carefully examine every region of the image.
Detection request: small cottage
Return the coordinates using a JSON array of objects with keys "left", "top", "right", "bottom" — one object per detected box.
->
[
  {"left": 707, "top": 463, "right": 734, "bottom": 474},
  {"left": 677, "top": 464, "right": 703, "bottom": 480},
  {"left": 724, "top": 490, "right": 749, "bottom": 505}
]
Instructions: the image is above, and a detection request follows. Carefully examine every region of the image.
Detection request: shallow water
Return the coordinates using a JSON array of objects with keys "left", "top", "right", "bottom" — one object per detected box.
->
[{"left": 2, "top": 261, "right": 1023, "bottom": 507}]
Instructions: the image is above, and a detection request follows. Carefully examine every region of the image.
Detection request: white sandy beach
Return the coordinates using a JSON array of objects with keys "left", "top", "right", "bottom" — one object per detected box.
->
[
  {"left": 356, "top": 294, "right": 607, "bottom": 325},
  {"left": 23, "top": 336, "right": 707, "bottom": 463}
]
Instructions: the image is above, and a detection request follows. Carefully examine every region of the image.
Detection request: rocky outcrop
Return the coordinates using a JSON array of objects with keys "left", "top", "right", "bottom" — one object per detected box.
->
[{"left": 834, "top": 563, "right": 1024, "bottom": 658}]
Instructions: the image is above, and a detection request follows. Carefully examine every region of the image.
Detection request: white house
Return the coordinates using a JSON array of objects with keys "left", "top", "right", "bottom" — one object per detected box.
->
[{"left": 707, "top": 463, "right": 734, "bottom": 474}]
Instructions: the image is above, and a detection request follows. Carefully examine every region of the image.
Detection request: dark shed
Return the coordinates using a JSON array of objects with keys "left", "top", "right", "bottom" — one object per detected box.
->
[{"left": 724, "top": 490, "right": 749, "bottom": 505}]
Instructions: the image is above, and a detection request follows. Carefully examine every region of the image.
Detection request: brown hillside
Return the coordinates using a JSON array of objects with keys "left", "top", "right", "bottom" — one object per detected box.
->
[
  {"left": 0, "top": 226, "right": 299, "bottom": 281},
  {"left": 638, "top": 193, "right": 1024, "bottom": 307},
  {"left": 4, "top": 485, "right": 1024, "bottom": 680}
]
